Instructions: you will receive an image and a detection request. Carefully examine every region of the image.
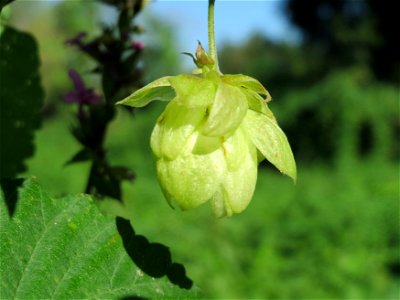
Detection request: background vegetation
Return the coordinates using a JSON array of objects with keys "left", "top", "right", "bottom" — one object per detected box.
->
[{"left": 1, "top": 0, "right": 398, "bottom": 298}]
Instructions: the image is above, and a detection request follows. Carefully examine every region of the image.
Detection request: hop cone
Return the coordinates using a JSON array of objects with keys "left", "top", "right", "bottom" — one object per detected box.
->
[{"left": 117, "top": 50, "right": 296, "bottom": 218}]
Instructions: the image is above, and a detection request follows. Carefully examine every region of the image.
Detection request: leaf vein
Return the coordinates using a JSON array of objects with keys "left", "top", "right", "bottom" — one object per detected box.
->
[
  {"left": 13, "top": 196, "right": 79, "bottom": 298},
  {"left": 51, "top": 221, "right": 114, "bottom": 299}
]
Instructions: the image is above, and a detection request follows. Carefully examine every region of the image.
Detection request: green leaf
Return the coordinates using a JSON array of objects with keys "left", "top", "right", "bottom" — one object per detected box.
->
[
  {"left": 0, "top": 26, "right": 44, "bottom": 178},
  {"left": 181, "top": 52, "right": 198, "bottom": 67},
  {"left": 116, "top": 76, "right": 175, "bottom": 107},
  {"left": 202, "top": 82, "right": 248, "bottom": 137},
  {"left": 0, "top": 178, "right": 23, "bottom": 217},
  {"left": 222, "top": 74, "right": 271, "bottom": 102},
  {"left": 244, "top": 110, "right": 296, "bottom": 181},
  {"left": 0, "top": 179, "right": 200, "bottom": 299},
  {"left": 169, "top": 75, "right": 217, "bottom": 107},
  {"left": 0, "top": 0, "right": 15, "bottom": 13},
  {"left": 65, "top": 148, "right": 92, "bottom": 165}
]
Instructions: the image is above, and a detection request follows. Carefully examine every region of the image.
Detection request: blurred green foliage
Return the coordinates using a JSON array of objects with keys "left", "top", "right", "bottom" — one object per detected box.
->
[
  {"left": 4, "top": 0, "right": 398, "bottom": 298},
  {"left": 219, "top": 37, "right": 398, "bottom": 166},
  {"left": 8, "top": 1, "right": 99, "bottom": 114},
  {"left": 286, "top": 0, "right": 399, "bottom": 83}
]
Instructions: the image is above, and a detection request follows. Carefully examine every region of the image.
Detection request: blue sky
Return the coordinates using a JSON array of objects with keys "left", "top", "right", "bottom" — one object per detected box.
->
[{"left": 141, "top": 0, "right": 301, "bottom": 52}]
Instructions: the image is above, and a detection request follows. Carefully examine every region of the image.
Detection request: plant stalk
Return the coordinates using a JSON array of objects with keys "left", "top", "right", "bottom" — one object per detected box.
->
[{"left": 208, "top": 0, "right": 220, "bottom": 72}]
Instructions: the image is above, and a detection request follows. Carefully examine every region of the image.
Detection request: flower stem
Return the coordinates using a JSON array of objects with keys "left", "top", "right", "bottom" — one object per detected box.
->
[{"left": 208, "top": 0, "right": 220, "bottom": 72}]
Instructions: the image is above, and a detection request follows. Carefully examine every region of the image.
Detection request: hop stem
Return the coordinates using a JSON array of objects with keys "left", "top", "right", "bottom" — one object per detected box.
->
[{"left": 208, "top": 0, "right": 220, "bottom": 72}]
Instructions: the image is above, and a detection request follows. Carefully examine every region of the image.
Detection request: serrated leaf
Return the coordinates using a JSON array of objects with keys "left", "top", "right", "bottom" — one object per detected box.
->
[
  {"left": 116, "top": 77, "right": 175, "bottom": 107},
  {"left": 169, "top": 75, "right": 217, "bottom": 107},
  {"left": 244, "top": 110, "right": 296, "bottom": 181},
  {"left": 202, "top": 82, "right": 248, "bottom": 137},
  {"left": 0, "top": 179, "right": 200, "bottom": 299},
  {"left": 222, "top": 74, "right": 271, "bottom": 102}
]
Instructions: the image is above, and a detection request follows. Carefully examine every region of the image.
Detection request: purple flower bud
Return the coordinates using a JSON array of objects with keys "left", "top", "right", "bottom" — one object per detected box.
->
[
  {"left": 132, "top": 41, "right": 145, "bottom": 51},
  {"left": 68, "top": 69, "right": 86, "bottom": 93},
  {"left": 63, "top": 91, "right": 80, "bottom": 104},
  {"left": 63, "top": 69, "right": 102, "bottom": 106}
]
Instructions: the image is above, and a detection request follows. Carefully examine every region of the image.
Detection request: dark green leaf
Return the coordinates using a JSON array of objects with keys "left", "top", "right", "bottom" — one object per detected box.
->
[
  {"left": 0, "top": 177, "right": 23, "bottom": 217},
  {"left": 0, "top": 0, "right": 15, "bottom": 12},
  {"left": 0, "top": 179, "right": 201, "bottom": 299},
  {"left": 0, "top": 26, "right": 44, "bottom": 178},
  {"left": 65, "top": 148, "right": 92, "bottom": 165}
]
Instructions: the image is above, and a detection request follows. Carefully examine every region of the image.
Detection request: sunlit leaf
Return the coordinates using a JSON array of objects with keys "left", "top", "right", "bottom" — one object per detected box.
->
[
  {"left": 241, "top": 88, "right": 275, "bottom": 119},
  {"left": 169, "top": 74, "right": 217, "bottom": 107},
  {"left": 244, "top": 110, "right": 296, "bottom": 181},
  {"left": 116, "top": 76, "right": 175, "bottom": 107},
  {"left": 222, "top": 74, "right": 271, "bottom": 102}
]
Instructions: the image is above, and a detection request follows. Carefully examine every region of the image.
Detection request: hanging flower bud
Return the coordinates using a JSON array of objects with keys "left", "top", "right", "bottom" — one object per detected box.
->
[
  {"left": 195, "top": 41, "right": 215, "bottom": 67},
  {"left": 117, "top": 46, "right": 296, "bottom": 218}
]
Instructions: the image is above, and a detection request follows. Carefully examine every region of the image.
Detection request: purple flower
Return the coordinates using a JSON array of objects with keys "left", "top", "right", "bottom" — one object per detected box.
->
[
  {"left": 65, "top": 32, "right": 87, "bottom": 47},
  {"left": 132, "top": 41, "right": 145, "bottom": 51},
  {"left": 63, "top": 69, "right": 102, "bottom": 106}
]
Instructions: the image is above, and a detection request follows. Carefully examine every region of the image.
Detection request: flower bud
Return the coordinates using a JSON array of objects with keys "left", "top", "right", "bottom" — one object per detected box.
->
[{"left": 195, "top": 41, "right": 215, "bottom": 67}]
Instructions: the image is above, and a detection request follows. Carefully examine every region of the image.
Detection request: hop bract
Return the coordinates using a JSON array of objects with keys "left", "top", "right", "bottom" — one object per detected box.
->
[{"left": 117, "top": 54, "right": 296, "bottom": 218}]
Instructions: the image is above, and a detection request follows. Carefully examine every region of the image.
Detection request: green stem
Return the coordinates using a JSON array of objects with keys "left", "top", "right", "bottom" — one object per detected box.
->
[{"left": 208, "top": 0, "right": 220, "bottom": 72}]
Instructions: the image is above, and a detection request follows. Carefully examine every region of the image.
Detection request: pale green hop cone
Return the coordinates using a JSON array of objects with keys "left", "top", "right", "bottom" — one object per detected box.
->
[{"left": 117, "top": 46, "right": 296, "bottom": 217}]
